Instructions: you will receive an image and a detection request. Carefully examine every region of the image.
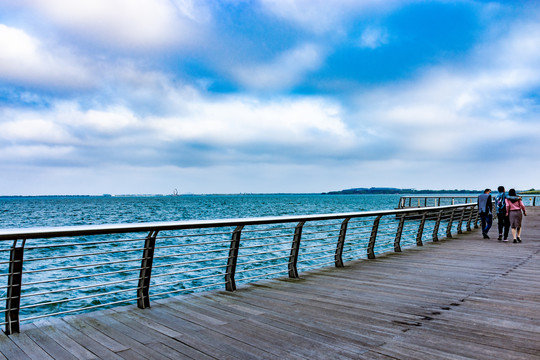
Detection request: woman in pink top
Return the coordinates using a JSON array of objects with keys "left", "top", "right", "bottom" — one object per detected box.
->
[{"left": 505, "top": 188, "right": 527, "bottom": 243}]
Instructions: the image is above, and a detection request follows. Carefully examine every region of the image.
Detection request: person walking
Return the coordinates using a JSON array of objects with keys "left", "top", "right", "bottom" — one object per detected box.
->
[
  {"left": 495, "top": 186, "right": 510, "bottom": 241},
  {"left": 505, "top": 188, "right": 527, "bottom": 243},
  {"left": 478, "top": 188, "right": 493, "bottom": 239}
]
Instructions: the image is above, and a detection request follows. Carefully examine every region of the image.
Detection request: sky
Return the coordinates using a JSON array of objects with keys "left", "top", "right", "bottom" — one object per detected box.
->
[{"left": 1, "top": 0, "right": 539, "bottom": 195}]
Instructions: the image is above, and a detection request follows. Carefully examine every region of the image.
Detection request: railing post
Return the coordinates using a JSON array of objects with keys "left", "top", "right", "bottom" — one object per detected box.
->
[
  {"left": 335, "top": 218, "right": 350, "bottom": 267},
  {"left": 137, "top": 231, "right": 159, "bottom": 309},
  {"left": 457, "top": 208, "right": 466, "bottom": 234},
  {"left": 446, "top": 209, "right": 456, "bottom": 238},
  {"left": 289, "top": 222, "right": 305, "bottom": 278},
  {"left": 5, "top": 239, "right": 25, "bottom": 335},
  {"left": 416, "top": 212, "right": 427, "bottom": 246},
  {"left": 394, "top": 214, "right": 405, "bottom": 252},
  {"left": 225, "top": 225, "right": 244, "bottom": 291},
  {"left": 367, "top": 215, "right": 382, "bottom": 259},
  {"left": 466, "top": 206, "right": 474, "bottom": 231},
  {"left": 474, "top": 208, "right": 479, "bottom": 229},
  {"left": 432, "top": 210, "right": 443, "bottom": 242}
]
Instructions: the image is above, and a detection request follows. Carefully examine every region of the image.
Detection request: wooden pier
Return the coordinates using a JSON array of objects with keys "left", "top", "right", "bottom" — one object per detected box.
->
[{"left": 1, "top": 209, "right": 539, "bottom": 359}]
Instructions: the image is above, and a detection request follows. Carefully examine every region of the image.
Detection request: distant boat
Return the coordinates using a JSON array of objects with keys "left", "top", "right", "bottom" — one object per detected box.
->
[{"left": 172, "top": 188, "right": 179, "bottom": 196}]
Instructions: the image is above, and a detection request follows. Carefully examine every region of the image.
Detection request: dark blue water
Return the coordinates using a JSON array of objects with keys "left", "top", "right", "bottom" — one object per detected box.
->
[{"left": 0, "top": 194, "right": 402, "bottom": 229}]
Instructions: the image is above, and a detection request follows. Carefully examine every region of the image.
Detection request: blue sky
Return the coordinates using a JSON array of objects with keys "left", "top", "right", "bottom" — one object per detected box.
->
[{"left": 1, "top": 0, "right": 539, "bottom": 195}]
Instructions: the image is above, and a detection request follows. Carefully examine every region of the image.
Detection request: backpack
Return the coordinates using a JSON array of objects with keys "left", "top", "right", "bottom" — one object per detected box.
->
[{"left": 495, "top": 194, "right": 505, "bottom": 213}]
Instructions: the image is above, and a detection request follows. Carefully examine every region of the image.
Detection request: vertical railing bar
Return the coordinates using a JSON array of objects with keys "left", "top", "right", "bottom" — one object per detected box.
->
[
  {"left": 394, "top": 214, "right": 406, "bottom": 252},
  {"left": 225, "top": 225, "right": 244, "bottom": 291},
  {"left": 446, "top": 209, "right": 456, "bottom": 238},
  {"left": 137, "top": 230, "right": 159, "bottom": 309},
  {"left": 5, "top": 239, "right": 25, "bottom": 335},
  {"left": 367, "top": 215, "right": 382, "bottom": 259},
  {"left": 289, "top": 222, "right": 305, "bottom": 278},
  {"left": 416, "top": 212, "right": 427, "bottom": 246},
  {"left": 474, "top": 207, "right": 480, "bottom": 229},
  {"left": 466, "top": 206, "right": 474, "bottom": 231},
  {"left": 457, "top": 208, "right": 466, "bottom": 234},
  {"left": 335, "top": 218, "right": 350, "bottom": 267},
  {"left": 432, "top": 210, "right": 443, "bottom": 242}
]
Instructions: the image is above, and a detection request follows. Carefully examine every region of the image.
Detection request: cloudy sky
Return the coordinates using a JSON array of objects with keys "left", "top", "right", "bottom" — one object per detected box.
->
[{"left": 1, "top": 0, "right": 539, "bottom": 195}]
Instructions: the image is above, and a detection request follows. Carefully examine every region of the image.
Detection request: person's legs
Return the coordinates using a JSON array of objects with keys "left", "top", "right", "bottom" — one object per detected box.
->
[
  {"left": 517, "top": 227, "right": 522, "bottom": 242},
  {"left": 485, "top": 213, "right": 492, "bottom": 236},
  {"left": 497, "top": 213, "right": 505, "bottom": 240},
  {"left": 510, "top": 227, "right": 516, "bottom": 242},
  {"left": 503, "top": 215, "right": 510, "bottom": 240},
  {"left": 480, "top": 213, "right": 487, "bottom": 235},
  {"left": 479, "top": 213, "right": 490, "bottom": 238}
]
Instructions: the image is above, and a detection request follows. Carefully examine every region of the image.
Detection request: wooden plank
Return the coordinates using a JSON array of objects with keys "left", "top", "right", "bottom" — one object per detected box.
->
[
  {"left": 61, "top": 316, "right": 129, "bottom": 353},
  {"left": 24, "top": 325, "right": 78, "bottom": 360},
  {"left": 0, "top": 332, "right": 30, "bottom": 360},
  {"left": 32, "top": 319, "right": 99, "bottom": 360},
  {"left": 7, "top": 327, "right": 55, "bottom": 360}
]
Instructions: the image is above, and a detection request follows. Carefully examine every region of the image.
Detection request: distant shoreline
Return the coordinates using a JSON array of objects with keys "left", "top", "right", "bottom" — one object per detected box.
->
[
  {"left": 322, "top": 187, "right": 482, "bottom": 195},
  {"left": 1, "top": 190, "right": 485, "bottom": 198}
]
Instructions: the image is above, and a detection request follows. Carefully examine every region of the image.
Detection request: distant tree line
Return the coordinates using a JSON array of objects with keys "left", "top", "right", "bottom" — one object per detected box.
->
[{"left": 322, "top": 187, "right": 482, "bottom": 195}]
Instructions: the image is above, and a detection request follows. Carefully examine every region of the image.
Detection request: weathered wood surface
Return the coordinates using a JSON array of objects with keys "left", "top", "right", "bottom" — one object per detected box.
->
[{"left": 2, "top": 209, "right": 539, "bottom": 359}]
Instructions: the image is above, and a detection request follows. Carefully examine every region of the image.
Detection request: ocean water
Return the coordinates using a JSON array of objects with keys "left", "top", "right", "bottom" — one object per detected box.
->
[
  {"left": 0, "top": 194, "right": 402, "bottom": 229},
  {"left": 0, "top": 194, "right": 471, "bottom": 323}
]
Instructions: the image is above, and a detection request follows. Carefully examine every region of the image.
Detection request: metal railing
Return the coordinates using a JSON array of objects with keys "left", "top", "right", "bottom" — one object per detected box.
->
[
  {"left": 520, "top": 195, "right": 540, "bottom": 206},
  {"left": 398, "top": 194, "right": 540, "bottom": 209},
  {"left": 397, "top": 196, "right": 478, "bottom": 208},
  {"left": 0, "top": 203, "right": 478, "bottom": 334}
]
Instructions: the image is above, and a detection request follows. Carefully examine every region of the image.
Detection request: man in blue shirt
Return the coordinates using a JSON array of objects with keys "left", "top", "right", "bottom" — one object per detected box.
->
[{"left": 478, "top": 189, "right": 493, "bottom": 239}]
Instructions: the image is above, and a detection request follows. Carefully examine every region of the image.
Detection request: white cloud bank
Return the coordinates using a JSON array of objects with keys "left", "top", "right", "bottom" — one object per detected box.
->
[
  {"left": 22, "top": 0, "right": 211, "bottom": 50},
  {"left": 0, "top": 24, "right": 93, "bottom": 88},
  {"left": 0, "top": 92, "right": 354, "bottom": 168}
]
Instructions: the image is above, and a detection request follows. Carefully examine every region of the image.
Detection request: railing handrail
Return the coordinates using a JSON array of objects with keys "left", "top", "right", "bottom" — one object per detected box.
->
[
  {"left": 0, "top": 203, "right": 476, "bottom": 241},
  {"left": 398, "top": 195, "right": 478, "bottom": 199}
]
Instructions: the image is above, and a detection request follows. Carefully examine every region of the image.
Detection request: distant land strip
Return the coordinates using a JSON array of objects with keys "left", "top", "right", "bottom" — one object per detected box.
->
[
  {"left": 323, "top": 187, "right": 482, "bottom": 195},
  {"left": 323, "top": 187, "right": 540, "bottom": 195}
]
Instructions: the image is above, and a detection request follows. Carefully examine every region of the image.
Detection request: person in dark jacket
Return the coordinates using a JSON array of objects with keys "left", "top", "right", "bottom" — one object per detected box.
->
[
  {"left": 495, "top": 186, "right": 510, "bottom": 241},
  {"left": 478, "top": 188, "right": 492, "bottom": 239}
]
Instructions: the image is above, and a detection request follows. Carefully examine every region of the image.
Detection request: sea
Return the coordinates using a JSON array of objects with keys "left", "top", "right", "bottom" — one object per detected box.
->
[
  {"left": 0, "top": 193, "right": 474, "bottom": 323},
  {"left": 0, "top": 193, "right": 402, "bottom": 229}
]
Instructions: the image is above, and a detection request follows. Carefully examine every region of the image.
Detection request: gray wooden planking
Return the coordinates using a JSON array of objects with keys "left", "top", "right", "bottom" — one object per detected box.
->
[{"left": 1, "top": 209, "right": 539, "bottom": 359}]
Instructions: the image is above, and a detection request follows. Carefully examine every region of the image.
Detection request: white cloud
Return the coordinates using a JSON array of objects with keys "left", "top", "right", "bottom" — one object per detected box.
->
[
  {"left": 260, "top": 0, "right": 400, "bottom": 33},
  {"left": 149, "top": 96, "right": 351, "bottom": 147},
  {"left": 25, "top": 0, "right": 211, "bottom": 50},
  {"left": 0, "top": 92, "right": 355, "bottom": 168},
  {"left": 0, "top": 24, "right": 93, "bottom": 87},
  {"left": 358, "top": 27, "right": 388, "bottom": 49},
  {"left": 232, "top": 43, "right": 325, "bottom": 90}
]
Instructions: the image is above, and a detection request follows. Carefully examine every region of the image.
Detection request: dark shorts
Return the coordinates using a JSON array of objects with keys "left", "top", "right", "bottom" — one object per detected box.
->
[{"left": 509, "top": 210, "right": 523, "bottom": 228}]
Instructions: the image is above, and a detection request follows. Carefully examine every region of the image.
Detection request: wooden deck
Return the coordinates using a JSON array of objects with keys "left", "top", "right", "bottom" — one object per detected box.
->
[{"left": 2, "top": 209, "right": 539, "bottom": 359}]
